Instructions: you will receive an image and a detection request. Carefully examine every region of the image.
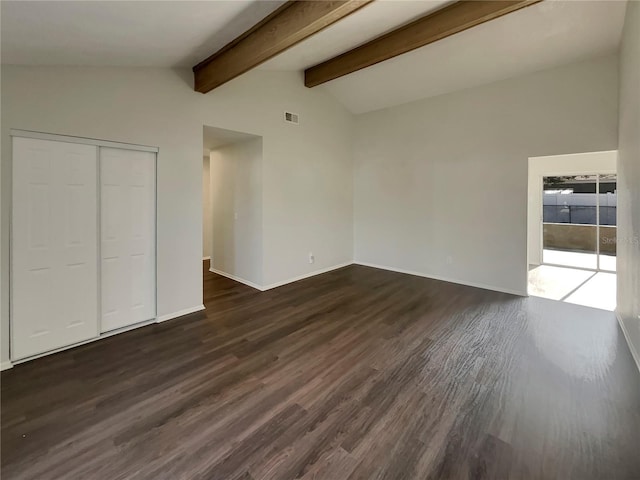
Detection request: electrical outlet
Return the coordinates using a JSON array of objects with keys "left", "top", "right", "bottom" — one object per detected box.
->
[
  {"left": 446, "top": 255, "right": 453, "bottom": 265},
  {"left": 308, "top": 252, "right": 315, "bottom": 264}
]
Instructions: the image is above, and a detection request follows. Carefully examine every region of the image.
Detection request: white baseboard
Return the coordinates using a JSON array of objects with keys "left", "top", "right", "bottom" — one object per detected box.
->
[
  {"left": 157, "top": 305, "right": 206, "bottom": 323},
  {"left": 202, "top": 256, "right": 210, "bottom": 261},
  {"left": 210, "top": 262, "right": 353, "bottom": 292},
  {"left": 209, "top": 268, "right": 264, "bottom": 291},
  {"left": 354, "top": 261, "right": 527, "bottom": 297},
  {"left": 261, "top": 262, "right": 353, "bottom": 291},
  {"left": 1, "top": 360, "right": 13, "bottom": 372},
  {"left": 211, "top": 261, "right": 526, "bottom": 296},
  {"left": 616, "top": 310, "right": 640, "bottom": 374}
]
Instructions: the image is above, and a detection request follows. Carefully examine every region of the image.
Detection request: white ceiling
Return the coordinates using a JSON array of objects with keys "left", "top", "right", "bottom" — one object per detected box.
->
[
  {"left": 259, "top": 0, "right": 452, "bottom": 70},
  {"left": 263, "top": 0, "right": 628, "bottom": 114},
  {"left": 1, "top": 0, "right": 628, "bottom": 114},
  {"left": 0, "top": 0, "right": 285, "bottom": 67}
]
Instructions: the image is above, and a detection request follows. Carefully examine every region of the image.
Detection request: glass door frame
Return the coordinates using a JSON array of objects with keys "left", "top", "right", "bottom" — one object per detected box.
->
[{"left": 539, "top": 171, "right": 616, "bottom": 273}]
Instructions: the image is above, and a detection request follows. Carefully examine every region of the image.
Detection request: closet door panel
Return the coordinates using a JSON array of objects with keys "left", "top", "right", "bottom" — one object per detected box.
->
[
  {"left": 12, "top": 137, "right": 99, "bottom": 360},
  {"left": 100, "top": 158, "right": 128, "bottom": 330},
  {"left": 100, "top": 148, "right": 155, "bottom": 332}
]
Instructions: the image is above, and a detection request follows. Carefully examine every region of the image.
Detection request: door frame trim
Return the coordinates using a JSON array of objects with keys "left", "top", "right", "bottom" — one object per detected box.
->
[
  {"left": 527, "top": 151, "right": 617, "bottom": 293},
  {"left": 10, "top": 129, "right": 159, "bottom": 153}
]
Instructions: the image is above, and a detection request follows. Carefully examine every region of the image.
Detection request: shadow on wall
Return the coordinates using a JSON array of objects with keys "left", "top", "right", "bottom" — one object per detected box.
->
[{"left": 203, "top": 125, "right": 264, "bottom": 287}]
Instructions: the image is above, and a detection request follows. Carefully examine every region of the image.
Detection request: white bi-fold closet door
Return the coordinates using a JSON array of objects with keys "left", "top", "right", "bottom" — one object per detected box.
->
[
  {"left": 12, "top": 137, "right": 100, "bottom": 360},
  {"left": 11, "top": 133, "right": 156, "bottom": 361},
  {"left": 100, "top": 147, "right": 156, "bottom": 332}
]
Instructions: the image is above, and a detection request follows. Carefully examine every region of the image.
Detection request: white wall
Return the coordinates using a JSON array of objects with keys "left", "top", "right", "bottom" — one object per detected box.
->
[
  {"left": 617, "top": 0, "right": 640, "bottom": 370},
  {"left": 1, "top": 67, "right": 354, "bottom": 363},
  {"left": 210, "top": 138, "right": 263, "bottom": 286},
  {"left": 202, "top": 155, "right": 212, "bottom": 259},
  {"left": 527, "top": 151, "right": 617, "bottom": 266},
  {"left": 353, "top": 55, "right": 619, "bottom": 295},
  {"left": 260, "top": 88, "right": 354, "bottom": 287}
]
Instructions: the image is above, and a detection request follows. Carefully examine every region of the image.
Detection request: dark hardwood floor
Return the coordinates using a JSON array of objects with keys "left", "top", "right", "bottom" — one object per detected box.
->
[{"left": 2, "top": 262, "right": 640, "bottom": 479}]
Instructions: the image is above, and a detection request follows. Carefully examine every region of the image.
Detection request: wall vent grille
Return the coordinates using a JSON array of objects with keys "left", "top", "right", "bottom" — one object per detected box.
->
[{"left": 284, "top": 112, "right": 299, "bottom": 125}]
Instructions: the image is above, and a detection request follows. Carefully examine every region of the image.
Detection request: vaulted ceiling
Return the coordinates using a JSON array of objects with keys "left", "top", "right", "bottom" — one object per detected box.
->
[
  {"left": 1, "top": 0, "right": 628, "bottom": 114},
  {"left": 267, "top": 0, "right": 626, "bottom": 113},
  {"left": 0, "top": 0, "right": 287, "bottom": 67}
]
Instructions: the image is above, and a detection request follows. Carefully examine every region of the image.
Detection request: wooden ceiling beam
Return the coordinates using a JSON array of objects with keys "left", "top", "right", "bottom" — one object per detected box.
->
[
  {"left": 304, "top": 0, "right": 543, "bottom": 87},
  {"left": 193, "top": 0, "right": 374, "bottom": 93}
]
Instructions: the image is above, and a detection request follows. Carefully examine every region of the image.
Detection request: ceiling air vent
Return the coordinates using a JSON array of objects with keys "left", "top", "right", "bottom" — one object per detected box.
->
[{"left": 284, "top": 111, "right": 299, "bottom": 125}]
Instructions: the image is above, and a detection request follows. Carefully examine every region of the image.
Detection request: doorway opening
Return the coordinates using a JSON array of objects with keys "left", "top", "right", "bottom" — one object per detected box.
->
[
  {"left": 202, "top": 125, "right": 264, "bottom": 293},
  {"left": 527, "top": 152, "right": 617, "bottom": 311}
]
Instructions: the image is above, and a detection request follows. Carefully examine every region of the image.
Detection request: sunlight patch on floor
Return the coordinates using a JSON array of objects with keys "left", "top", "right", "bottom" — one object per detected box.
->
[
  {"left": 542, "top": 249, "right": 616, "bottom": 272},
  {"left": 528, "top": 264, "right": 616, "bottom": 311}
]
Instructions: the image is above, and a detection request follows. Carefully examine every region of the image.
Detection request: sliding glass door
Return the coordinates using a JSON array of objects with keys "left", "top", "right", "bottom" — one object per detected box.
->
[
  {"left": 598, "top": 174, "right": 617, "bottom": 271},
  {"left": 542, "top": 174, "right": 616, "bottom": 272}
]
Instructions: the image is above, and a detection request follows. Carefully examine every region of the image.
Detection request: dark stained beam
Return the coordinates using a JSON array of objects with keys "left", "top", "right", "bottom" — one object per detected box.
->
[
  {"left": 304, "top": 0, "right": 543, "bottom": 87},
  {"left": 193, "top": 0, "right": 374, "bottom": 93}
]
